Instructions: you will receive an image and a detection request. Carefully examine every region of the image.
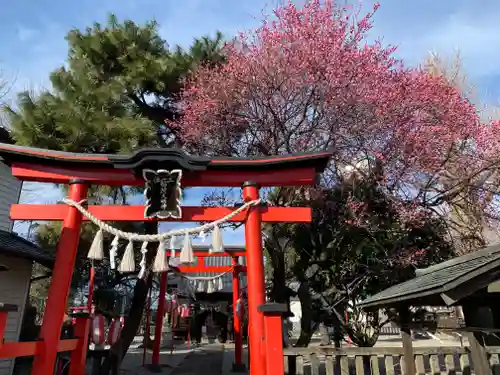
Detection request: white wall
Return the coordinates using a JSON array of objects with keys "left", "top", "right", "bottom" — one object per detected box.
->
[
  {"left": 0, "top": 255, "right": 32, "bottom": 375},
  {"left": 0, "top": 163, "right": 28, "bottom": 375},
  {"left": 0, "top": 163, "right": 21, "bottom": 232}
]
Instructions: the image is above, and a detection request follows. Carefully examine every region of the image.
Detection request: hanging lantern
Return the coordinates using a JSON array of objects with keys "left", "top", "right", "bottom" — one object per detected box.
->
[
  {"left": 91, "top": 314, "right": 105, "bottom": 347},
  {"left": 107, "top": 318, "right": 122, "bottom": 345}
]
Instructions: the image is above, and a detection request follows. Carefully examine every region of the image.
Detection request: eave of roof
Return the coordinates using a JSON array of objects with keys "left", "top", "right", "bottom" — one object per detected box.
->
[
  {"left": 359, "top": 244, "right": 500, "bottom": 309},
  {"left": 0, "top": 143, "right": 332, "bottom": 174},
  {"left": 0, "top": 230, "right": 54, "bottom": 269}
]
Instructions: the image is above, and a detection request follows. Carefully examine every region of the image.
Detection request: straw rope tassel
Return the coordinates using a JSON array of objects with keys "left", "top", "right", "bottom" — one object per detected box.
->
[
  {"left": 197, "top": 280, "right": 205, "bottom": 293},
  {"left": 118, "top": 241, "right": 135, "bottom": 273},
  {"left": 211, "top": 226, "right": 224, "bottom": 253},
  {"left": 109, "top": 236, "right": 119, "bottom": 270},
  {"left": 153, "top": 241, "right": 169, "bottom": 273},
  {"left": 138, "top": 241, "right": 149, "bottom": 278},
  {"left": 87, "top": 229, "right": 104, "bottom": 260},
  {"left": 207, "top": 280, "right": 215, "bottom": 294},
  {"left": 170, "top": 236, "right": 176, "bottom": 258},
  {"left": 180, "top": 234, "right": 194, "bottom": 264}
]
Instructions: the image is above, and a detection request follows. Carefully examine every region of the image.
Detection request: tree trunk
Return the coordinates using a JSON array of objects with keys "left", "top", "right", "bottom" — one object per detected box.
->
[
  {"left": 295, "top": 281, "right": 316, "bottom": 347},
  {"left": 269, "top": 249, "right": 288, "bottom": 305},
  {"left": 99, "top": 221, "right": 158, "bottom": 375}
]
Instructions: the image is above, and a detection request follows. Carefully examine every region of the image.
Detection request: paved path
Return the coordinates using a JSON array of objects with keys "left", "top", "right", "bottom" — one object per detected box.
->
[
  {"left": 119, "top": 343, "right": 192, "bottom": 375},
  {"left": 169, "top": 344, "right": 225, "bottom": 375}
]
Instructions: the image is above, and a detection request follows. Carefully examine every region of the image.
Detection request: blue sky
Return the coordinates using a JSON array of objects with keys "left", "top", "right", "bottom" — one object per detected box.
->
[{"left": 6, "top": 0, "right": 500, "bottom": 243}]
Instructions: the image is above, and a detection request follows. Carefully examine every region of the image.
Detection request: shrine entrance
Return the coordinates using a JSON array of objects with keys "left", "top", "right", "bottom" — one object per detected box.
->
[
  {"left": 146, "top": 247, "right": 248, "bottom": 371},
  {"left": 0, "top": 144, "right": 331, "bottom": 375}
]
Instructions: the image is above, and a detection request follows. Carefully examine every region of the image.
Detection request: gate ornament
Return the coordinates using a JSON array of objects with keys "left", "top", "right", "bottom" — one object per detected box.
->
[
  {"left": 60, "top": 196, "right": 261, "bottom": 275},
  {"left": 143, "top": 169, "right": 183, "bottom": 219}
]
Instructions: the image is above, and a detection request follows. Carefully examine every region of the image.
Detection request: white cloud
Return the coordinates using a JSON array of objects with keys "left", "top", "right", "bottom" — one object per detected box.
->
[
  {"left": 363, "top": 0, "right": 500, "bottom": 81},
  {"left": 403, "top": 13, "right": 500, "bottom": 78},
  {"left": 16, "top": 25, "right": 37, "bottom": 42}
]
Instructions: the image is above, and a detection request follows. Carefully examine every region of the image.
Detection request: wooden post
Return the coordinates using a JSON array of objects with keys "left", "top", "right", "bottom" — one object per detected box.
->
[
  {"left": 259, "top": 303, "right": 287, "bottom": 375},
  {"left": 398, "top": 306, "right": 416, "bottom": 375},
  {"left": 242, "top": 182, "right": 266, "bottom": 375},
  {"left": 462, "top": 303, "right": 491, "bottom": 375},
  {"left": 32, "top": 180, "right": 88, "bottom": 375},
  {"left": 68, "top": 313, "right": 91, "bottom": 375},
  {"left": 0, "top": 304, "right": 17, "bottom": 349},
  {"left": 232, "top": 257, "right": 245, "bottom": 371},
  {"left": 143, "top": 282, "right": 153, "bottom": 367},
  {"left": 151, "top": 270, "right": 168, "bottom": 371}
]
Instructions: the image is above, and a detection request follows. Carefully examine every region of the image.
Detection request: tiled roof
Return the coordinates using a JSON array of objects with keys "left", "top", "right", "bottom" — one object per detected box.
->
[
  {"left": 0, "top": 230, "right": 53, "bottom": 269},
  {"left": 359, "top": 244, "right": 500, "bottom": 308}
]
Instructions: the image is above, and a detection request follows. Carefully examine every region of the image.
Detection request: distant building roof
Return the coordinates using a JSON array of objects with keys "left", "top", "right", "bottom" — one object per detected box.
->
[
  {"left": 359, "top": 244, "right": 500, "bottom": 309},
  {"left": 0, "top": 230, "right": 53, "bottom": 269},
  {"left": 0, "top": 127, "right": 14, "bottom": 144}
]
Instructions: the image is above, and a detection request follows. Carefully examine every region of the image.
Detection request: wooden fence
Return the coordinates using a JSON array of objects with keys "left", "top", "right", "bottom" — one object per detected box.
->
[{"left": 284, "top": 346, "right": 500, "bottom": 375}]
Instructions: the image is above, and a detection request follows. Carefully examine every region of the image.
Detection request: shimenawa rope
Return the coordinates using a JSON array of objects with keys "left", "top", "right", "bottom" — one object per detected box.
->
[{"left": 60, "top": 198, "right": 261, "bottom": 241}]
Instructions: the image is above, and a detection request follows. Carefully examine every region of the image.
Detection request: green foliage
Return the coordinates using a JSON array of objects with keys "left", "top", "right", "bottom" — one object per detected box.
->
[
  {"left": 5, "top": 14, "right": 226, "bottom": 151},
  {"left": 293, "top": 180, "right": 454, "bottom": 304},
  {"left": 35, "top": 220, "right": 145, "bottom": 292},
  {"left": 264, "top": 178, "right": 454, "bottom": 346},
  {"left": 3, "top": 14, "right": 226, "bottom": 315}
]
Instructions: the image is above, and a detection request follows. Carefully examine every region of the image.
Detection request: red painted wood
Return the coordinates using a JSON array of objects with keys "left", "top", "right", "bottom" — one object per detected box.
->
[
  {"left": 69, "top": 317, "right": 91, "bottom": 375},
  {"left": 152, "top": 271, "right": 168, "bottom": 366},
  {"left": 0, "top": 342, "right": 41, "bottom": 358},
  {"left": 31, "top": 182, "right": 88, "bottom": 375},
  {"left": 10, "top": 204, "right": 311, "bottom": 223},
  {"left": 88, "top": 266, "right": 95, "bottom": 313},
  {"left": 243, "top": 184, "right": 266, "bottom": 375},
  {"left": 167, "top": 251, "right": 247, "bottom": 258},
  {"left": 0, "top": 312, "right": 7, "bottom": 347},
  {"left": 263, "top": 314, "right": 285, "bottom": 375},
  {"left": 177, "top": 265, "right": 247, "bottom": 273},
  {"left": 56, "top": 339, "right": 79, "bottom": 352},
  {"left": 11, "top": 163, "right": 318, "bottom": 187},
  {"left": 232, "top": 257, "right": 243, "bottom": 368}
]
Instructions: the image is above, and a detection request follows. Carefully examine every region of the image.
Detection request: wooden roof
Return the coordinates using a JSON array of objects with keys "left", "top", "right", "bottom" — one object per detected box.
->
[
  {"left": 359, "top": 244, "right": 500, "bottom": 309},
  {"left": 0, "top": 143, "right": 332, "bottom": 175},
  {"left": 0, "top": 230, "right": 53, "bottom": 269}
]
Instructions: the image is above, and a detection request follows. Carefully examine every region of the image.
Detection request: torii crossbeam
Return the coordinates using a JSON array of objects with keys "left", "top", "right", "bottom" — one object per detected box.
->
[{"left": 0, "top": 143, "right": 331, "bottom": 375}]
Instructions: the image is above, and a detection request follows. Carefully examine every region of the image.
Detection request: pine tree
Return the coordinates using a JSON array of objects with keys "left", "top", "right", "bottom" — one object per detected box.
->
[
  {"left": 5, "top": 14, "right": 225, "bottom": 151},
  {"left": 3, "top": 14, "right": 225, "bottom": 374}
]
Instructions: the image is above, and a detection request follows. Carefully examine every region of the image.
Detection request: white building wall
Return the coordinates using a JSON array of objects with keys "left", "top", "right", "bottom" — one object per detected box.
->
[{"left": 0, "top": 163, "right": 28, "bottom": 375}]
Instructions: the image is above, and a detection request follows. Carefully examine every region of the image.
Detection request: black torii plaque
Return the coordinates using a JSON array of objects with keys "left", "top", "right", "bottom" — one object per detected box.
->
[{"left": 143, "top": 169, "right": 182, "bottom": 219}]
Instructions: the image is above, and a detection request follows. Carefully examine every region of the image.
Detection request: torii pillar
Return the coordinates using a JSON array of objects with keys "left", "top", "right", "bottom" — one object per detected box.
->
[{"left": 242, "top": 182, "right": 266, "bottom": 375}]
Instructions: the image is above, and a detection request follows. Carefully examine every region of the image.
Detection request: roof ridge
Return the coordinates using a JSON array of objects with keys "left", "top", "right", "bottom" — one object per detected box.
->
[{"left": 415, "top": 243, "right": 500, "bottom": 277}]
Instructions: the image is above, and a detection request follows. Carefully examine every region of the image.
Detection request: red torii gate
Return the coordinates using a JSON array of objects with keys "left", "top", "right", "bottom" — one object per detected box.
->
[
  {"left": 0, "top": 143, "right": 331, "bottom": 375},
  {"left": 150, "top": 247, "right": 248, "bottom": 371}
]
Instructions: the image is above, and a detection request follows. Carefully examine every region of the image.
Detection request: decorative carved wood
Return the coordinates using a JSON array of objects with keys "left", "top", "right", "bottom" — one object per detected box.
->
[{"left": 143, "top": 169, "right": 182, "bottom": 219}]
